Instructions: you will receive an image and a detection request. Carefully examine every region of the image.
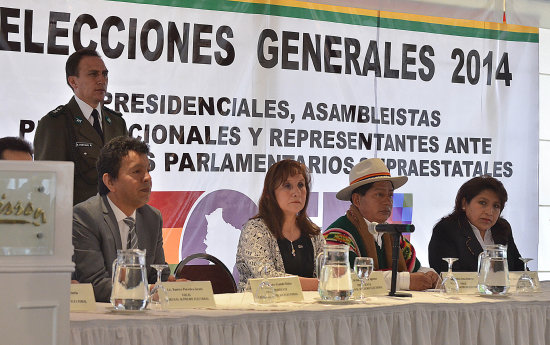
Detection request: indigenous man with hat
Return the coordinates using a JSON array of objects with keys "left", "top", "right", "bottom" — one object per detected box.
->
[{"left": 324, "top": 158, "right": 439, "bottom": 291}]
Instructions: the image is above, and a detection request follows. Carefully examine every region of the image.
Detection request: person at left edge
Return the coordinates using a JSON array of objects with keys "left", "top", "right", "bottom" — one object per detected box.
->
[
  {"left": 0, "top": 136, "right": 33, "bottom": 160},
  {"left": 72, "top": 136, "right": 172, "bottom": 302},
  {"left": 34, "top": 48, "right": 128, "bottom": 205}
]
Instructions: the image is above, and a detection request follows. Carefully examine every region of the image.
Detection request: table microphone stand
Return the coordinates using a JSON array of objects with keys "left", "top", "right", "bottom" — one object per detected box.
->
[{"left": 375, "top": 224, "right": 415, "bottom": 297}]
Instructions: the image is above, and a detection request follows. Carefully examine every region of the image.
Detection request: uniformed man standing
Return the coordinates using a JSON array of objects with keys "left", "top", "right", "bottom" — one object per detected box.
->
[{"left": 34, "top": 49, "right": 128, "bottom": 205}]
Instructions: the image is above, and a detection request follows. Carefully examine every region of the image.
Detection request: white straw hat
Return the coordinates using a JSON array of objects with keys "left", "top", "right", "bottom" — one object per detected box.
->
[{"left": 336, "top": 158, "right": 408, "bottom": 201}]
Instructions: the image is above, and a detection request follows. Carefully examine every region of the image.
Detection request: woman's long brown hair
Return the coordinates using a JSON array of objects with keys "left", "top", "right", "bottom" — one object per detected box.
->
[{"left": 253, "top": 159, "right": 320, "bottom": 239}]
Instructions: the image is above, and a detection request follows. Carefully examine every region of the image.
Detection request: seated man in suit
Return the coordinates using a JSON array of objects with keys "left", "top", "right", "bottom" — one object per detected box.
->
[
  {"left": 323, "top": 158, "right": 439, "bottom": 291},
  {"left": 0, "top": 136, "right": 33, "bottom": 160},
  {"left": 72, "top": 136, "right": 172, "bottom": 302}
]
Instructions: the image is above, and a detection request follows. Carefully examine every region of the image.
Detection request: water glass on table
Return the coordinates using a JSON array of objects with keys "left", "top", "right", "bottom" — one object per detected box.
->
[
  {"left": 149, "top": 264, "right": 170, "bottom": 310},
  {"left": 516, "top": 257, "right": 535, "bottom": 294},
  {"left": 354, "top": 257, "right": 374, "bottom": 301},
  {"left": 439, "top": 258, "right": 459, "bottom": 295},
  {"left": 254, "top": 266, "right": 276, "bottom": 304}
]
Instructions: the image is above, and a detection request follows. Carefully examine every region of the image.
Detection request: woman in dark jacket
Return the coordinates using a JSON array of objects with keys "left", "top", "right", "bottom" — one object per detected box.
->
[{"left": 429, "top": 175, "right": 524, "bottom": 274}]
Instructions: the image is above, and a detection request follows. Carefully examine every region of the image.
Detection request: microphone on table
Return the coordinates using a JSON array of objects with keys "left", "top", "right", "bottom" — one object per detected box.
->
[{"left": 368, "top": 222, "right": 415, "bottom": 297}]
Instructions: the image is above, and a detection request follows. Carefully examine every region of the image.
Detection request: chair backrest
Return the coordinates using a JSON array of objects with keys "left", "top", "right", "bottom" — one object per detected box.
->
[{"left": 174, "top": 253, "right": 237, "bottom": 294}]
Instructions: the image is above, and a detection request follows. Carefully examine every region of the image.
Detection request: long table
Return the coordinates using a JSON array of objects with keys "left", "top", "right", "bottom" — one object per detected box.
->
[{"left": 71, "top": 282, "right": 550, "bottom": 345}]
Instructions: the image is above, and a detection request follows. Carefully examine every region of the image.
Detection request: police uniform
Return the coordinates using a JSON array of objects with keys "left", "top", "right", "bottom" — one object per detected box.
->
[{"left": 34, "top": 96, "right": 128, "bottom": 205}]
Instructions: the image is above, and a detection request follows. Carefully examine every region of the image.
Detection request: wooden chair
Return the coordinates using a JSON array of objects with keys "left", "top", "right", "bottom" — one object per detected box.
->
[{"left": 174, "top": 253, "right": 238, "bottom": 294}]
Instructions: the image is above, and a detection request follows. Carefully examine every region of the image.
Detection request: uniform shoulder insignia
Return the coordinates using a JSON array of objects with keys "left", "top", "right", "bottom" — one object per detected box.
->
[
  {"left": 47, "top": 105, "right": 66, "bottom": 118},
  {"left": 102, "top": 106, "right": 123, "bottom": 117}
]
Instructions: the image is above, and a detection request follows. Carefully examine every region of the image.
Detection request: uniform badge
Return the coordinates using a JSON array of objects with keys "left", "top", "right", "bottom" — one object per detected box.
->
[
  {"left": 47, "top": 105, "right": 64, "bottom": 118},
  {"left": 105, "top": 115, "right": 112, "bottom": 124},
  {"left": 75, "top": 117, "right": 83, "bottom": 124}
]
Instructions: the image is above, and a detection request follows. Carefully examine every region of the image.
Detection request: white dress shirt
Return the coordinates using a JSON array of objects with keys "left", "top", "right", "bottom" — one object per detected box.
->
[
  {"left": 74, "top": 95, "right": 102, "bottom": 129},
  {"left": 107, "top": 196, "right": 136, "bottom": 250},
  {"left": 469, "top": 222, "right": 494, "bottom": 246}
]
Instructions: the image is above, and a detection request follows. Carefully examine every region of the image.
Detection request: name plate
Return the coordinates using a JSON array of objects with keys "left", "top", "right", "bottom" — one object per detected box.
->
[
  {"left": 70, "top": 284, "right": 96, "bottom": 312},
  {"left": 164, "top": 281, "right": 216, "bottom": 308},
  {"left": 509, "top": 271, "right": 540, "bottom": 292},
  {"left": 249, "top": 276, "right": 304, "bottom": 302},
  {"left": 351, "top": 271, "right": 387, "bottom": 296},
  {"left": 441, "top": 272, "right": 478, "bottom": 294}
]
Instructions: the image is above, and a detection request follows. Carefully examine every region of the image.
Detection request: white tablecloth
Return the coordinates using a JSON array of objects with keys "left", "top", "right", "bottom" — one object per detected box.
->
[{"left": 71, "top": 282, "right": 550, "bottom": 345}]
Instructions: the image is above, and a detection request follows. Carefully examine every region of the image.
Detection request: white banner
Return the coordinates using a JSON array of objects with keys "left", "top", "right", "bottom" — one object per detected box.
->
[{"left": 0, "top": 0, "right": 539, "bottom": 278}]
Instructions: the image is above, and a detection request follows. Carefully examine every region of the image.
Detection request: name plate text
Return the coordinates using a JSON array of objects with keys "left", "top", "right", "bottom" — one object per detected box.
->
[
  {"left": 249, "top": 276, "right": 304, "bottom": 302},
  {"left": 352, "top": 271, "right": 387, "bottom": 296},
  {"left": 164, "top": 281, "right": 216, "bottom": 308},
  {"left": 70, "top": 284, "right": 96, "bottom": 312},
  {"left": 441, "top": 272, "right": 478, "bottom": 294}
]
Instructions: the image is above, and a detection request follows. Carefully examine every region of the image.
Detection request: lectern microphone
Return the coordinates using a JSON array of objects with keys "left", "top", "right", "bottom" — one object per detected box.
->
[{"left": 374, "top": 224, "right": 415, "bottom": 234}]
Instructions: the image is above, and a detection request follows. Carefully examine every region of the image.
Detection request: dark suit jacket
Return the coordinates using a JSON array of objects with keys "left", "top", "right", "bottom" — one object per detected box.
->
[
  {"left": 428, "top": 215, "right": 524, "bottom": 274},
  {"left": 34, "top": 97, "right": 127, "bottom": 205},
  {"left": 72, "top": 194, "right": 169, "bottom": 302}
]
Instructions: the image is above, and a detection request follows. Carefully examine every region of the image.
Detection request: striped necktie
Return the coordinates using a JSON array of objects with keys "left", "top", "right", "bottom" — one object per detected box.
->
[{"left": 123, "top": 217, "right": 138, "bottom": 249}]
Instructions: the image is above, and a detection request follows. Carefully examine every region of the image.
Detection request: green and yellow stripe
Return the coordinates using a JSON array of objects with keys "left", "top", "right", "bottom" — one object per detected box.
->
[{"left": 108, "top": 0, "right": 538, "bottom": 42}]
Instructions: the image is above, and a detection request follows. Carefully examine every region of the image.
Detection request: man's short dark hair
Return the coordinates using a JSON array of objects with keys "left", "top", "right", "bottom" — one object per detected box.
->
[
  {"left": 0, "top": 136, "right": 33, "bottom": 159},
  {"left": 65, "top": 49, "right": 101, "bottom": 90},
  {"left": 97, "top": 136, "right": 149, "bottom": 195}
]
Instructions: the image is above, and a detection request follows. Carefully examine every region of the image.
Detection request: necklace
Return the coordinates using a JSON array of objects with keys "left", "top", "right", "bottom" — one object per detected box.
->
[{"left": 290, "top": 240, "right": 296, "bottom": 256}]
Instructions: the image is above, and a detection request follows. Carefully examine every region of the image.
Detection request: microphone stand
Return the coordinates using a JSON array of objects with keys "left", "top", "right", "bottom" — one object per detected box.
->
[{"left": 375, "top": 224, "right": 415, "bottom": 297}]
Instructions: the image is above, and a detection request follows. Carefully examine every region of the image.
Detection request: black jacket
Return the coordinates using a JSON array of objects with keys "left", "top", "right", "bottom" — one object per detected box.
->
[{"left": 428, "top": 215, "right": 524, "bottom": 274}]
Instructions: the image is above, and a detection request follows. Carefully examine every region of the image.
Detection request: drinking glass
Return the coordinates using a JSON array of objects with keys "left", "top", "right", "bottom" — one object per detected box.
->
[
  {"left": 440, "top": 258, "right": 459, "bottom": 294},
  {"left": 149, "top": 264, "right": 170, "bottom": 310},
  {"left": 254, "top": 266, "right": 276, "bottom": 304},
  {"left": 516, "top": 258, "right": 535, "bottom": 294},
  {"left": 354, "top": 257, "right": 374, "bottom": 301}
]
